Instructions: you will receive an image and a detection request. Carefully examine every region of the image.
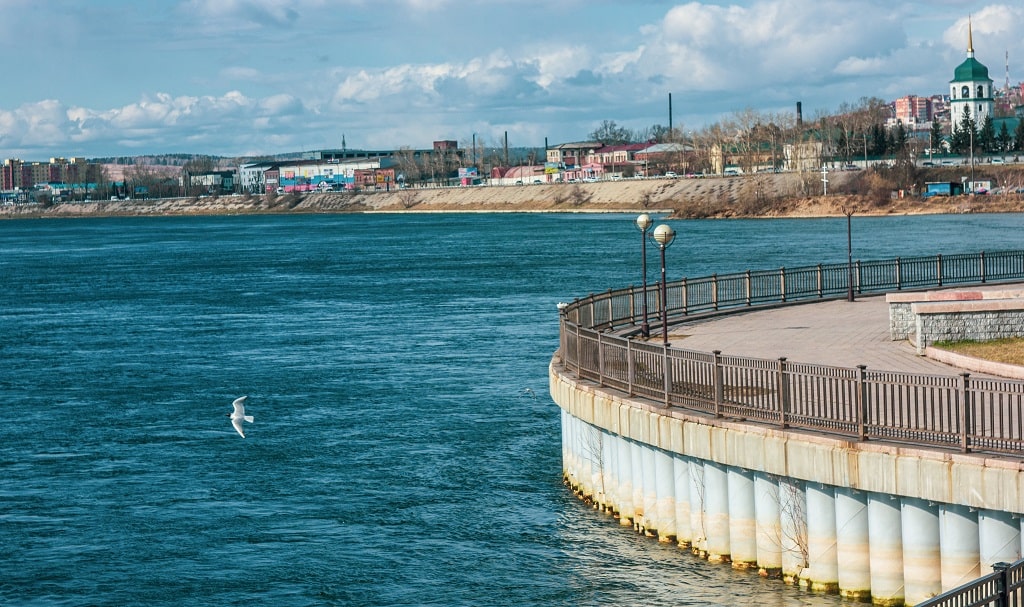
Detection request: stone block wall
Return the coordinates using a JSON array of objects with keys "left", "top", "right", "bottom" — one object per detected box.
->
[{"left": 912, "top": 301, "right": 1024, "bottom": 354}]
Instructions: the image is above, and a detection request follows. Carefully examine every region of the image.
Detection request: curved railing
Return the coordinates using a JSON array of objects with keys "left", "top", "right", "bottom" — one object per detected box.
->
[{"left": 556, "top": 250, "right": 1024, "bottom": 456}]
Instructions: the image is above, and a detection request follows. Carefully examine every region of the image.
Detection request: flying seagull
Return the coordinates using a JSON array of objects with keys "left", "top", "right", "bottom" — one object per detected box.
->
[{"left": 228, "top": 395, "right": 254, "bottom": 438}]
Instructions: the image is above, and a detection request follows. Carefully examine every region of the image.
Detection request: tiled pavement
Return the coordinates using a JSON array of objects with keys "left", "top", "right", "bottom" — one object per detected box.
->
[{"left": 664, "top": 292, "right": 992, "bottom": 376}]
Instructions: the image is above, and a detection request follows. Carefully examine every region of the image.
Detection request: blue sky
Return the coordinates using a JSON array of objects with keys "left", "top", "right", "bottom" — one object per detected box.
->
[{"left": 0, "top": 0, "right": 1021, "bottom": 159}]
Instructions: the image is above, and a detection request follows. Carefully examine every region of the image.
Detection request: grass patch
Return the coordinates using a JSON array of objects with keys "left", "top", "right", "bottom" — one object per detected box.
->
[{"left": 932, "top": 337, "right": 1024, "bottom": 366}]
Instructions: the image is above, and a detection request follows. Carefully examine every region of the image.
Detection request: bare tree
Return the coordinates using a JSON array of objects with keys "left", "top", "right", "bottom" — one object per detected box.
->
[
  {"left": 397, "top": 188, "right": 419, "bottom": 209},
  {"left": 394, "top": 146, "right": 422, "bottom": 186}
]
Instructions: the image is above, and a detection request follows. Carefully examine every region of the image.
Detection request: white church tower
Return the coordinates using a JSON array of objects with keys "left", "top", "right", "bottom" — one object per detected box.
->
[{"left": 949, "top": 18, "right": 994, "bottom": 129}]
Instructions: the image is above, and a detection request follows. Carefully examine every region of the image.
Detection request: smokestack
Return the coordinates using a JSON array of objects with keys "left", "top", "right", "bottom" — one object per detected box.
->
[
  {"left": 669, "top": 93, "right": 673, "bottom": 134},
  {"left": 796, "top": 101, "right": 803, "bottom": 127}
]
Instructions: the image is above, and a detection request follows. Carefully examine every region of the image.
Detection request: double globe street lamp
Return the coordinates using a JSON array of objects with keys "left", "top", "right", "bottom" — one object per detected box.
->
[
  {"left": 652, "top": 223, "right": 676, "bottom": 345},
  {"left": 635, "top": 213, "right": 653, "bottom": 338},
  {"left": 636, "top": 214, "right": 677, "bottom": 344}
]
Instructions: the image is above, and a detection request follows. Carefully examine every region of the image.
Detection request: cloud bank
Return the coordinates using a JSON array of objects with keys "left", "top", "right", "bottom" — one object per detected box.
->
[{"left": 0, "top": 0, "right": 1020, "bottom": 158}]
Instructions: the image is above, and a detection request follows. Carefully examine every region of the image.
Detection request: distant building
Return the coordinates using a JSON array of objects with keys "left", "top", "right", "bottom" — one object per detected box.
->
[
  {"left": 546, "top": 142, "right": 602, "bottom": 170},
  {"left": 894, "top": 95, "right": 932, "bottom": 123},
  {"left": 2, "top": 157, "right": 92, "bottom": 190}
]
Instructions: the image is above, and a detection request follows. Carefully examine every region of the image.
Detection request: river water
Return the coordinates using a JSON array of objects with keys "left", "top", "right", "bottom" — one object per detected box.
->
[{"left": 3, "top": 212, "right": 1023, "bottom": 606}]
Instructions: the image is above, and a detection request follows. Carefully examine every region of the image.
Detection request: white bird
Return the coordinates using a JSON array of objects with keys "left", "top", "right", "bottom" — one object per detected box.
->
[{"left": 228, "top": 396, "right": 254, "bottom": 438}]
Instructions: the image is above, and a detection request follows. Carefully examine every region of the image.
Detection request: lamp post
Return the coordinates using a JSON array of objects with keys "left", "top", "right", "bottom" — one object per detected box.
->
[
  {"left": 652, "top": 223, "right": 676, "bottom": 345},
  {"left": 635, "top": 213, "right": 653, "bottom": 337},
  {"left": 843, "top": 207, "right": 854, "bottom": 302}
]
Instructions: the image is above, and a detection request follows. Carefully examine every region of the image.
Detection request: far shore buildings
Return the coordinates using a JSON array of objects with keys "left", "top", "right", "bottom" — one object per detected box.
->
[{"left": 4, "top": 19, "right": 1023, "bottom": 200}]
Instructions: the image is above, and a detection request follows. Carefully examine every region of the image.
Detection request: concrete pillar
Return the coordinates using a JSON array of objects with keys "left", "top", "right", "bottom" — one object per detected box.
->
[
  {"left": 641, "top": 444, "right": 658, "bottom": 536},
  {"left": 979, "top": 510, "right": 1020, "bottom": 574},
  {"left": 689, "top": 459, "right": 707, "bottom": 557},
  {"left": 867, "top": 493, "right": 904, "bottom": 606},
  {"left": 654, "top": 448, "right": 677, "bottom": 543},
  {"left": 630, "top": 440, "right": 644, "bottom": 530},
  {"left": 727, "top": 467, "right": 757, "bottom": 568},
  {"left": 598, "top": 426, "right": 615, "bottom": 512},
  {"left": 939, "top": 504, "right": 980, "bottom": 591},
  {"left": 565, "top": 407, "right": 573, "bottom": 483},
  {"left": 834, "top": 488, "right": 870, "bottom": 601},
  {"left": 586, "top": 425, "right": 604, "bottom": 505},
  {"left": 779, "top": 477, "right": 807, "bottom": 584},
  {"left": 704, "top": 461, "right": 731, "bottom": 563},
  {"left": 577, "top": 420, "right": 594, "bottom": 500},
  {"left": 565, "top": 413, "right": 581, "bottom": 495},
  {"left": 615, "top": 435, "right": 635, "bottom": 525},
  {"left": 902, "top": 497, "right": 941, "bottom": 605},
  {"left": 754, "top": 472, "right": 782, "bottom": 578},
  {"left": 804, "top": 484, "right": 838, "bottom": 592},
  {"left": 673, "top": 455, "right": 692, "bottom": 548}
]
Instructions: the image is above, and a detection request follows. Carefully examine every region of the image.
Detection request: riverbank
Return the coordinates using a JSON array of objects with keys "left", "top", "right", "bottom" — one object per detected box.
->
[{"left": 4, "top": 171, "right": 1024, "bottom": 219}]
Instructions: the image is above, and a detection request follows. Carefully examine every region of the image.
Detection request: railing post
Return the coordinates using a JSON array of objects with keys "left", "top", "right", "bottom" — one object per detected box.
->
[
  {"left": 816, "top": 264, "right": 823, "bottom": 298},
  {"left": 628, "top": 285, "right": 637, "bottom": 326},
  {"left": 993, "top": 561, "right": 1010, "bottom": 607},
  {"left": 713, "top": 350, "right": 723, "bottom": 417},
  {"left": 856, "top": 365, "right": 868, "bottom": 441},
  {"left": 777, "top": 357, "right": 789, "bottom": 428},
  {"left": 663, "top": 343, "right": 672, "bottom": 408},
  {"left": 597, "top": 331, "right": 605, "bottom": 385},
  {"left": 606, "top": 289, "right": 614, "bottom": 329},
  {"left": 745, "top": 270, "right": 752, "bottom": 306},
  {"left": 681, "top": 277, "right": 688, "bottom": 315},
  {"left": 780, "top": 267, "right": 787, "bottom": 302},
  {"left": 655, "top": 279, "right": 663, "bottom": 323},
  {"left": 574, "top": 322, "right": 582, "bottom": 377},
  {"left": 937, "top": 253, "right": 944, "bottom": 287},
  {"left": 896, "top": 257, "right": 902, "bottom": 290},
  {"left": 960, "top": 372, "right": 971, "bottom": 453},
  {"left": 712, "top": 274, "right": 719, "bottom": 310},
  {"left": 981, "top": 250, "right": 987, "bottom": 283},
  {"left": 626, "top": 338, "right": 635, "bottom": 396},
  {"left": 855, "top": 260, "right": 862, "bottom": 294}
]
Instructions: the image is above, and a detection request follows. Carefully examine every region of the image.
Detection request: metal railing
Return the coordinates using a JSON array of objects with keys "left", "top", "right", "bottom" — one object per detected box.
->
[
  {"left": 556, "top": 250, "right": 1024, "bottom": 455},
  {"left": 916, "top": 559, "right": 1024, "bottom": 607}
]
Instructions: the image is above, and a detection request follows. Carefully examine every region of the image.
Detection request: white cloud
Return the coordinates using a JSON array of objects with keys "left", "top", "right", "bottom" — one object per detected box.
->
[{"left": 3, "top": 0, "right": 1024, "bottom": 158}]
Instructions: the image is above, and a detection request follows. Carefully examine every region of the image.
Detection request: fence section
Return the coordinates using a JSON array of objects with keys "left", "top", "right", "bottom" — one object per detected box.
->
[{"left": 556, "top": 250, "right": 1024, "bottom": 456}]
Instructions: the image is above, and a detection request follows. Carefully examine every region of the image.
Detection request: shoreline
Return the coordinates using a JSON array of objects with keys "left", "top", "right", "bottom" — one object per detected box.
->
[{"left": 4, "top": 173, "right": 1024, "bottom": 220}]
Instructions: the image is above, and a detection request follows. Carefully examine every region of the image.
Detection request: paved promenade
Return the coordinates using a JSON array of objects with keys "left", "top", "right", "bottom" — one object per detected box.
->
[{"left": 664, "top": 285, "right": 1024, "bottom": 377}]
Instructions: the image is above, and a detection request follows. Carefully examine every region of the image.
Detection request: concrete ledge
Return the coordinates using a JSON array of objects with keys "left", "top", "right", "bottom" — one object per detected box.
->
[
  {"left": 886, "top": 289, "right": 1024, "bottom": 304},
  {"left": 551, "top": 361, "right": 1024, "bottom": 514},
  {"left": 912, "top": 299, "right": 1024, "bottom": 314},
  {"left": 888, "top": 288, "right": 1024, "bottom": 341}
]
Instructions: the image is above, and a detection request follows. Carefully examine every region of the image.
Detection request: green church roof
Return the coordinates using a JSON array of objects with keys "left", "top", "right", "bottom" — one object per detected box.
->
[{"left": 952, "top": 56, "right": 991, "bottom": 83}]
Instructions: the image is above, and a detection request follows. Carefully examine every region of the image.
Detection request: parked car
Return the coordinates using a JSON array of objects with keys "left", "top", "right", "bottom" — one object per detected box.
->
[{"left": 664, "top": 171, "right": 678, "bottom": 178}]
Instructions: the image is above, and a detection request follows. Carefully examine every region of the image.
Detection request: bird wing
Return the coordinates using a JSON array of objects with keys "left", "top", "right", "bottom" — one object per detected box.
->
[
  {"left": 232, "top": 395, "right": 248, "bottom": 415},
  {"left": 231, "top": 416, "right": 246, "bottom": 438}
]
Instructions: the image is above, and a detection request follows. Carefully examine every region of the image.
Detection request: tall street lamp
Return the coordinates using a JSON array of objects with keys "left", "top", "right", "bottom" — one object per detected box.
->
[
  {"left": 652, "top": 223, "right": 676, "bottom": 345},
  {"left": 635, "top": 213, "right": 653, "bottom": 337},
  {"left": 843, "top": 207, "right": 855, "bottom": 302}
]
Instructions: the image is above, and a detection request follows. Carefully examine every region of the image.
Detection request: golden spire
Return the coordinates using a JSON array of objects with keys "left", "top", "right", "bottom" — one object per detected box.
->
[{"left": 967, "top": 15, "right": 974, "bottom": 56}]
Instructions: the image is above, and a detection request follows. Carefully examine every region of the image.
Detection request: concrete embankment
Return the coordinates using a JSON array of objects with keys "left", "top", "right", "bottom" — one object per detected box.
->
[{"left": 551, "top": 362, "right": 1024, "bottom": 605}]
